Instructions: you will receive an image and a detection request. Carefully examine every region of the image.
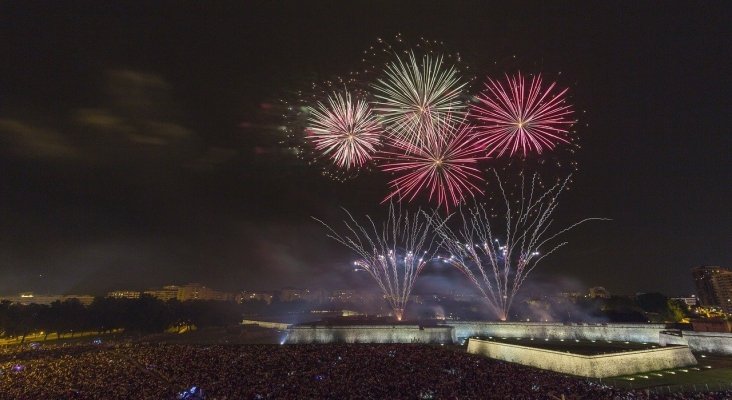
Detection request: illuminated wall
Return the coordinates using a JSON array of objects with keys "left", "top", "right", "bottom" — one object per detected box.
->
[
  {"left": 241, "top": 319, "right": 290, "bottom": 330},
  {"left": 286, "top": 325, "right": 454, "bottom": 344},
  {"left": 467, "top": 338, "right": 697, "bottom": 378},
  {"left": 660, "top": 331, "right": 732, "bottom": 355},
  {"left": 450, "top": 322, "right": 667, "bottom": 343}
]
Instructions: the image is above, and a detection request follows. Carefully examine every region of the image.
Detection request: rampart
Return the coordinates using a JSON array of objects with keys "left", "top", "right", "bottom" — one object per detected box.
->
[
  {"left": 467, "top": 338, "right": 697, "bottom": 378},
  {"left": 449, "top": 321, "right": 666, "bottom": 343},
  {"left": 285, "top": 321, "right": 732, "bottom": 355},
  {"left": 660, "top": 330, "right": 732, "bottom": 355},
  {"left": 241, "top": 319, "right": 290, "bottom": 330},
  {"left": 286, "top": 324, "right": 454, "bottom": 344}
]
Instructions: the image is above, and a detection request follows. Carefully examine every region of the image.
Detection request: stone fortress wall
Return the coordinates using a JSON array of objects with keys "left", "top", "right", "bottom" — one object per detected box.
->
[
  {"left": 448, "top": 322, "right": 666, "bottom": 343},
  {"left": 660, "top": 330, "right": 732, "bottom": 355},
  {"left": 285, "top": 321, "right": 732, "bottom": 355},
  {"left": 466, "top": 338, "right": 698, "bottom": 378},
  {"left": 286, "top": 324, "right": 454, "bottom": 344}
]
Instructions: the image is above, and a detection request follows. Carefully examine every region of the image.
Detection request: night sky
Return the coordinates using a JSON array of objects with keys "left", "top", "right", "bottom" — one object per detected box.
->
[{"left": 0, "top": 2, "right": 729, "bottom": 297}]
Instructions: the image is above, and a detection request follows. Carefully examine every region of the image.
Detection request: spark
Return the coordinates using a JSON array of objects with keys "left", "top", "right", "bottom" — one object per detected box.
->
[
  {"left": 472, "top": 72, "right": 575, "bottom": 157},
  {"left": 372, "top": 51, "right": 467, "bottom": 147},
  {"left": 306, "top": 90, "right": 382, "bottom": 169},
  {"left": 314, "top": 204, "right": 436, "bottom": 321},
  {"left": 429, "top": 171, "right": 607, "bottom": 320},
  {"left": 380, "top": 118, "right": 487, "bottom": 211}
]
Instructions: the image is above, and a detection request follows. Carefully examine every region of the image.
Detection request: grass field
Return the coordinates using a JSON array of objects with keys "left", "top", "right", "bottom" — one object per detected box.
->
[
  {"left": 477, "top": 336, "right": 661, "bottom": 355},
  {"left": 0, "top": 330, "right": 122, "bottom": 347},
  {"left": 606, "top": 353, "right": 732, "bottom": 391}
]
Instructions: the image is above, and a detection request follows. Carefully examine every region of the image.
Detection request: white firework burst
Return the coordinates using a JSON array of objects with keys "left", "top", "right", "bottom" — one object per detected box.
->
[
  {"left": 372, "top": 52, "right": 467, "bottom": 147},
  {"left": 306, "top": 90, "right": 382, "bottom": 169}
]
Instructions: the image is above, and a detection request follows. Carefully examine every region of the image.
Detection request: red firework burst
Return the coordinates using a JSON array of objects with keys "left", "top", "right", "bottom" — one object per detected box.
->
[
  {"left": 380, "top": 120, "right": 487, "bottom": 210},
  {"left": 472, "top": 72, "right": 575, "bottom": 157}
]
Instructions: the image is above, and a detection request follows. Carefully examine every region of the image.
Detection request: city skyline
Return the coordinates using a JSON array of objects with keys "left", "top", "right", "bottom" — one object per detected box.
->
[
  {"left": 0, "top": 2, "right": 729, "bottom": 297},
  {"left": 0, "top": 274, "right": 707, "bottom": 300}
]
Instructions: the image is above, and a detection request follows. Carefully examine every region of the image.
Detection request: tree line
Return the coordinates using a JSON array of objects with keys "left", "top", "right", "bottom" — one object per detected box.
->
[
  {"left": 0, "top": 295, "right": 242, "bottom": 343},
  {"left": 0, "top": 292, "right": 698, "bottom": 343}
]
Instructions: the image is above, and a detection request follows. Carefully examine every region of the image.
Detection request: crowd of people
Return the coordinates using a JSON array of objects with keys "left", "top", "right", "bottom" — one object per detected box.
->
[{"left": 1, "top": 341, "right": 731, "bottom": 399}]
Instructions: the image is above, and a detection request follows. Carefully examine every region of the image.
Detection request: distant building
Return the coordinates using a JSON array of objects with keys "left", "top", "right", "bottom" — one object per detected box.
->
[
  {"left": 670, "top": 295, "right": 698, "bottom": 307},
  {"left": 330, "top": 289, "right": 356, "bottom": 302},
  {"left": 61, "top": 295, "right": 95, "bottom": 306},
  {"left": 114, "top": 283, "right": 234, "bottom": 302},
  {"left": 451, "top": 293, "right": 483, "bottom": 302},
  {"left": 144, "top": 286, "right": 180, "bottom": 301},
  {"left": 176, "top": 283, "right": 231, "bottom": 301},
  {"left": 692, "top": 266, "right": 732, "bottom": 313},
  {"left": 8, "top": 293, "right": 63, "bottom": 305},
  {"left": 559, "top": 291, "right": 583, "bottom": 302},
  {"left": 323, "top": 289, "right": 381, "bottom": 304},
  {"left": 691, "top": 318, "right": 732, "bottom": 333},
  {"left": 236, "top": 291, "right": 274, "bottom": 304},
  {"left": 279, "top": 288, "right": 311, "bottom": 302},
  {"left": 310, "top": 309, "right": 364, "bottom": 317},
  {"left": 0, "top": 293, "right": 94, "bottom": 306},
  {"left": 107, "top": 290, "right": 141, "bottom": 299},
  {"left": 588, "top": 286, "right": 611, "bottom": 299},
  {"left": 693, "top": 266, "right": 726, "bottom": 305},
  {"left": 303, "top": 288, "right": 328, "bottom": 303}
]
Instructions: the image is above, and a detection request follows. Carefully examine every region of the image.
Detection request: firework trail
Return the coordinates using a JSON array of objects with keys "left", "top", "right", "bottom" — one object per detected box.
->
[
  {"left": 430, "top": 171, "right": 606, "bottom": 320},
  {"left": 380, "top": 117, "right": 487, "bottom": 211},
  {"left": 306, "top": 90, "right": 382, "bottom": 169},
  {"left": 314, "top": 204, "right": 436, "bottom": 321},
  {"left": 472, "top": 72, "right": 575, "bottom": 157},
  {"left": 372, "top": 51, "right": 467, "bottom": 147}
]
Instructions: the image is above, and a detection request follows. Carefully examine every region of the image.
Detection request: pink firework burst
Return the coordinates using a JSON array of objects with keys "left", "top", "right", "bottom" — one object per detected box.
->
[
  {"left": 306, "top": 91, "right": 382, "bottom": 169},
  {"left": 472, "top": 72, "right": 575, "bottom": 157},
  {"left": 380, "top": 120, "right": 487, "bottom": 210}
]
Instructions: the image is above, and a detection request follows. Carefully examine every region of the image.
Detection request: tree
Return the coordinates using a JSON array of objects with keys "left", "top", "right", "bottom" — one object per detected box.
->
[
  {"left": 637, "top": 293, "right": 669, "bottom": 314},
  {"left": 57, "top": 299, "right": 87, "bottom": 338},
  {"left": 667, "top": 299, "right": 691, "bottom": 322},
  {"left": 0, "top": 300, "right": 12, "bottom": 337},
  {"left": 89, "top": 297, "right": 127, "bottom": 333},
  {"left": 123, "top": 295, "right": 172, "bottom": 333},
  {"left": 6, "top": 303, "right": 44, "bottom": 343}
]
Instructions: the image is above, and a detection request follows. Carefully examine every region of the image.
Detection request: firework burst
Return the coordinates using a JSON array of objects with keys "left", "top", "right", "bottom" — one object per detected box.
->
[
  {"left": 430, "top": 172, "right": 606, "bottom": 320},
  {"left": 306, "top": 90, "right": 382, "bottom": 169},
  {"left": 380, "top": 118, "right": 487, "bottom": 211},
  {"left": 472, "top": 72, "right": 575, "bottom": 157},
  {"left": 372, "top": 51, "right": 467, "bottom": 147},
  {"left": 314, "top": 204, "right": 437, "bottom": 321}
]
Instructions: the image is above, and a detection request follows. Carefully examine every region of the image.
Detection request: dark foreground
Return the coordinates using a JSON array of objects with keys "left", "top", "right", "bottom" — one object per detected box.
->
[{"left": 1, "top": 342, "right": 731, "bottom": 400}]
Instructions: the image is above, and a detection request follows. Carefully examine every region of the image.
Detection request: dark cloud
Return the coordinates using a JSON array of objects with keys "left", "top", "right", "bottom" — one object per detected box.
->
[{"left": 0, "top": 119, "right": 79, "bottom": 160}]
